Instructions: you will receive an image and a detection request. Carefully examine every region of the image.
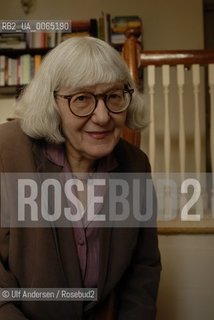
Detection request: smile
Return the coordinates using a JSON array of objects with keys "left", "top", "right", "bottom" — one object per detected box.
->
[{"left": 85, "top": 131, "right": 112, "bottom": 140}]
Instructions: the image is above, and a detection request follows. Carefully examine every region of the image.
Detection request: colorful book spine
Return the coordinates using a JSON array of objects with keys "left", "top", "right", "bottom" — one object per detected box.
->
[{"left": 0, "top": 55, "right": 6, "bottom": 86}]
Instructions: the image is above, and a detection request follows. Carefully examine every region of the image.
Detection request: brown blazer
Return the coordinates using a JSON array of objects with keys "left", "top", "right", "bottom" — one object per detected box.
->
[{"left": 0, "top": 120, "right": 161, "bottom": 320}]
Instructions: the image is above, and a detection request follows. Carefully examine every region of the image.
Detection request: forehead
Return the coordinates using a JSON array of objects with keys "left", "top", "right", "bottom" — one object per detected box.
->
[{"left": 59, "top": 82, "right": 125, "bottom": 94}]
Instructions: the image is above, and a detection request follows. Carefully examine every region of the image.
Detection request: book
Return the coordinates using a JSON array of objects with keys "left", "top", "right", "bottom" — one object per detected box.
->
[
  {"left": 7, "top": 57, "right": 18, "bottom": 85},
  {"left": 0, "top": 33, "right": 26, "bottom": 49},
  {"left": 71, "top": 19, "right": 98, "bottom": 37},
  {"left": 61, "top": 32, "right": 90, "bottom": 41},
  {"left": 34, "top": 55, "right": 42, "bottom": 74},
  {"left": 0, "top": 55, "right": 6, "bottom": 86},
  {"left": 33, "top": 32, "right": 46, "bottom": 48},
  {"left": 98, "top": 15, "right": 105, "bottom": 41},
  {"left": 46, "top": 32, "right": 56, "bottom": 48},
  {"left": 99, "top": 12, "right": 111, "bottom": 43},
  {"left": 20, "top": 54, "right": 31, "bottom": 84}
]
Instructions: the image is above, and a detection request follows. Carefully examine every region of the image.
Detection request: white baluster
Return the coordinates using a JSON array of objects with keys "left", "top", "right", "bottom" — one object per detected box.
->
[
  {"left": 208, "top": 64, "right": 214, "bottom": 214},
  {"left": 192, "top": 64, "right": 203, "bottom": 217},
  {"left": 177, "top": 65, "right": 186, "bottom": 211},
  {"left": 162, "top": 65, "right": 171, "bottom": 217},
  {"left": 162, "top": 65, "right": 171, "bottom": 176},
  {"left": 192, "top": 64, "right": 201, "bottom": 177},
  {"left": 148, "top": 65, "right": 156, "bottom": 171},
  {"left": 177, "top": 65, "right": 186, "bottom": 177}
]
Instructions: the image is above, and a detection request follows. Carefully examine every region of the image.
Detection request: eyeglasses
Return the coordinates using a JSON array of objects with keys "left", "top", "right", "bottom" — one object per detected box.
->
[{"left": 54, "top": 88, "right": 134, "bottom": 117}]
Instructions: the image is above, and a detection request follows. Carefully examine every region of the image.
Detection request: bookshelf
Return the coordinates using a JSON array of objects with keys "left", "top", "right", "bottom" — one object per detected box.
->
[
  {"left": 0, "top": 48, "right": 49, "bottom": 93},
  {"left": 0, "top": 16, "right": 143, "bottom": 97}
]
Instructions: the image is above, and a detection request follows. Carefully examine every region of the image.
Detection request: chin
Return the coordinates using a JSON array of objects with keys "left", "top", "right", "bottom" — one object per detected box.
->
[{"left": 86, "top": 144, "right": 115, "bottom": 160}]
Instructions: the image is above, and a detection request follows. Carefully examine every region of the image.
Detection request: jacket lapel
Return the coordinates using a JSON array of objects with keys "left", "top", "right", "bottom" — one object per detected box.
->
[
  {"left": 98, "top": 227, "right": 113, "bottom": 297},
  {"left": 55, "top": 227, "right": 83, "bottom": 288},
  {"left": 31, "top": 139, "right": 83, "bottom": 292}
]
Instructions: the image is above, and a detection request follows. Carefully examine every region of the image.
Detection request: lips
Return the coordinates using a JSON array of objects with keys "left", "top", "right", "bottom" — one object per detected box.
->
[{"left": 85, "top": 131, "right": 112, "bottom": 140}]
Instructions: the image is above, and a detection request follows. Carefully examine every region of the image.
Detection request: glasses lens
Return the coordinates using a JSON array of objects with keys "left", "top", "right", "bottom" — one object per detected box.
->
[
  {"left": 106, "top": 90, "right": 131, "bottom": 113},
  {"left": 70, "top": 93, "right": 95, "bottom": 116}
]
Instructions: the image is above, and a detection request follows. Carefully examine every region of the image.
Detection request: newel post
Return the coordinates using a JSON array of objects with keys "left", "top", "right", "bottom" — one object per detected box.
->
[{"left": 122, "top": 28, "right": 142, "bottom": 148}]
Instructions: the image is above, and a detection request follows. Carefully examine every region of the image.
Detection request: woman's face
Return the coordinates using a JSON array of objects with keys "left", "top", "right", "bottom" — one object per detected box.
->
[{"left": 56, "top": 83, "right": 128, "bottom": 161}]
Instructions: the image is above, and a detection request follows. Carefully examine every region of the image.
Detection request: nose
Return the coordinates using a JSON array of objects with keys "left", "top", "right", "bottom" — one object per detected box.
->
[{"left": 91, "top": 98, "right": 111, "bottom": 125}]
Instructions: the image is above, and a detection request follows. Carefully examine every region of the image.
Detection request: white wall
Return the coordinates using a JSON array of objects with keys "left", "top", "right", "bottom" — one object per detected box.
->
[
  {"left": 158, "top": 235, "right": 214, "bottom": 320},
  {"left": 0, "top": 98, "right": 16, "bottom": 123},
  {"left": 1, "top": 1, "right": 213, "bottom": 320}
]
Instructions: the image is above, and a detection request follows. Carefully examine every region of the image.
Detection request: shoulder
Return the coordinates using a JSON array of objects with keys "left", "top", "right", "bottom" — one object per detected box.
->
[
  {"left": 0, "top": 119, "right": 32, "bottom": 153},
  {"left": 0, "top": 120, "right": 63, "bottom": 174},
  {"left": 0, "top": 120, "right": 36, "bottom": 171},
  {"left": 114, "top": 139, "right": 151, "bottom": 173},
  {"left": 0, "top": 119, "right": 28, "bottom": 146}
]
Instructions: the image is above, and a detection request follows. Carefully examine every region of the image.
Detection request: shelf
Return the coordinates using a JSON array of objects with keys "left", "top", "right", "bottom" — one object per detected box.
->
[
  {"left": 0, "top": 48, "right": 50, "bottom": 57},
  {"left": 0, "top": 85, "right": 25, "bottom": 97}
]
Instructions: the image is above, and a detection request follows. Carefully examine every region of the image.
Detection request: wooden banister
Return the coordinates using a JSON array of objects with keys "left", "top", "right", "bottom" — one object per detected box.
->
[
  {"left": 140, "top": 50, "right": 214, "bottom": 67},
  {"left": 122, "top": 27, "right": 214, "bottom": 68}
]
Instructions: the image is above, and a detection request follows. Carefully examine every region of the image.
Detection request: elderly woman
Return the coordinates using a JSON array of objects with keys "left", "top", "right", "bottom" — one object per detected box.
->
[{"left": 0, "top": 37, "right": 161, "bottom": 320}]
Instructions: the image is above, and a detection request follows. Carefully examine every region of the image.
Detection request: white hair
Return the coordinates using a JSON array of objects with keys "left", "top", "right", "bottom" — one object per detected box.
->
[{"left": 15, "top": 36, "right": 145, "bottom": 143}]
